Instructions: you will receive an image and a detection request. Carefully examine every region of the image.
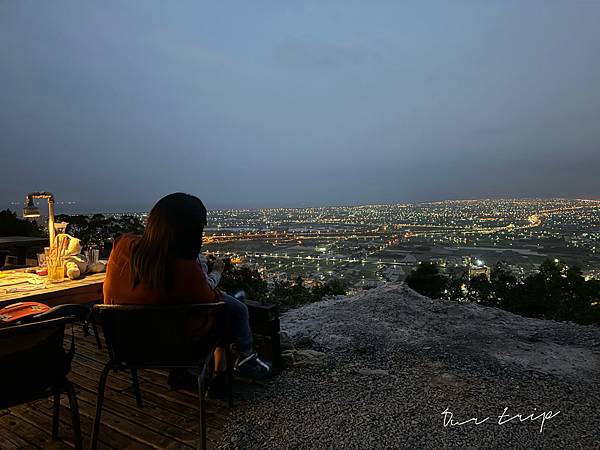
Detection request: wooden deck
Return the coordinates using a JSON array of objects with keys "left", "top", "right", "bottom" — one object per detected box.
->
[{"left": 0, "top": 326, "right": 261, "bottom": 449}]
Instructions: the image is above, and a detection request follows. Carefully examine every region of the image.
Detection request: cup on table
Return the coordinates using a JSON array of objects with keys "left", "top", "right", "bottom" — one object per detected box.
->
[
  {"left": 85, "top": 248, "right": 99, "bottom": 264},
  {"left": 37, "top": 252, "right": 47, "bottom": 267},
  {"left": 46, "top": 255, "right": 65, "bottom": 283}
]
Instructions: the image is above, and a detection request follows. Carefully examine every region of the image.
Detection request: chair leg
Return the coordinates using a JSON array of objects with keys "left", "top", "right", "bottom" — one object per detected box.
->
[
  {"left": 208, "top": 352, "right": 215, "bottom": 375},
  {"left": 198, "top": 366, "right": 207, "bottom": 450},
  {"left": 92, "top": 321, "right": 102, "bottom": 349},
  {"left": 52, "top": 390, "right": 60, "bottom": 439},
  {"left": 91, "top": 362, "right": 112, "bottom": 450},
  {"left": 131, "top": 369, "right": 143, "bottom": 407},
  {"left": 66, "top": 382, "right": 83, "bottom": 450},
  {"left": 225, "top": 344, "right": 234, "bottom": 408}
]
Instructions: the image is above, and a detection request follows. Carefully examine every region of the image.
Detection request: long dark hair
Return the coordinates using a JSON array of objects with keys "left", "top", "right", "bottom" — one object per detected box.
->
[{"left": 130, "top": 193, "right": 207, "bottom": 291}]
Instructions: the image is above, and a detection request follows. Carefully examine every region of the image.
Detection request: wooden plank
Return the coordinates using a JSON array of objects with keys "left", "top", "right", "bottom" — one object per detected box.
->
[
  {"left": 68, "top": 388, "right": 197, "bottom": 446},
  {"left": 10, "top": 400, "right": 113, "bottom": 450},
  {"left": 13, "top": 399, "right": 76, "bottom": 450},
  {"left": 66, "top": 370, "right": 224, "bottom": 446},
  {"left": 66, "top": 354, "right": 227, "bottom": 440},
  {"left": 67, "top": 371, "right": 199, "bottom": 433},
  {"left": 0, "top": 426, "right": 34, "bottom": 449},
  {"left": 70, "top": 359, "right": 133, "bottom": 392},
  {"left": 0, "top": 412, "right": 68, "bottom": 450},
  {"left": 27, "top": 397, "right": 155, "bottom": 450},
  {"left": 68, "top": 360, "right": 229, "bottom": 432},
  {"left": 59, "top": 392, "right": 188, "bottom": 450}
]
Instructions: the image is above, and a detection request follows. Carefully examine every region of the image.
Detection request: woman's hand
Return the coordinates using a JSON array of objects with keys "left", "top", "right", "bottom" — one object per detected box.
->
[{"left": 212, "top": 257, "right": 225, "bottom": 273}]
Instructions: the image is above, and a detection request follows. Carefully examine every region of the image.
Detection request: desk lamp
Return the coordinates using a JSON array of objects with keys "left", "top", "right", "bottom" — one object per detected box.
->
[{"left": 22, "top": 191, "right": 56, "bottom": 247}]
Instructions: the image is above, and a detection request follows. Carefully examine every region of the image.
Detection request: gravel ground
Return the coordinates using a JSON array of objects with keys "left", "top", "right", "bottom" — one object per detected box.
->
[{"left": 217, "top": 284, "right": 600, "bottom": 449}]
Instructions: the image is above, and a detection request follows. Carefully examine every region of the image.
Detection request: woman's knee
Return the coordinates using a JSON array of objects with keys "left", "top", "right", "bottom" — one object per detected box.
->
[
  {"left": 223, "top": 294, "right": 249, "bottom": 320},
  {"left": 236, "top": 300, "right": 249, "bottom": 320}
]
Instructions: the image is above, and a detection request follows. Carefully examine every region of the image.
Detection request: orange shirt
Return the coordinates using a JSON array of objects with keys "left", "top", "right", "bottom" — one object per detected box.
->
[{"left": 103, "top": 234, "right": 220, "bottom": 305}]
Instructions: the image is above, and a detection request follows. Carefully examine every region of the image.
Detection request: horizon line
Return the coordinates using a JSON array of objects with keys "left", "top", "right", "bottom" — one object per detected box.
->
[{"left": 5, "top": 196, "right": 599, "bottom": 215}]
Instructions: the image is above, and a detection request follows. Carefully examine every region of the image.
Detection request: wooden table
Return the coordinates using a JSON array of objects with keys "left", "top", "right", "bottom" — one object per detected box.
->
[{"left": 0, "top": 272, "right": 105, "bottom": 308}]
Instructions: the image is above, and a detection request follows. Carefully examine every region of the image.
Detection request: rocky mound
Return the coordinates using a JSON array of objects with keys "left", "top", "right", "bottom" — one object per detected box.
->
[{"left": 218, "top": 283, "right": 600, "bottom": 449}]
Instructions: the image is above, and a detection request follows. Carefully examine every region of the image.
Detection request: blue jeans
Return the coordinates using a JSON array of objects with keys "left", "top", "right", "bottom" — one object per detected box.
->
[{"left": 221, "top": 293, "right": 253, "bottom": 355}]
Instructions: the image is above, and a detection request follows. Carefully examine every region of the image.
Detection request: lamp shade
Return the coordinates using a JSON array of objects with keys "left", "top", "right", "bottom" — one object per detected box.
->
[{"left": 22, "top": 199, "right": 40, "bottom": 218}]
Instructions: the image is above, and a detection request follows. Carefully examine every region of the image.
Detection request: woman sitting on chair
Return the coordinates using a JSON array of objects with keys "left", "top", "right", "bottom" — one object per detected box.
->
[{"left": 103, "top": 192, "right": 272, "bottom": 396}]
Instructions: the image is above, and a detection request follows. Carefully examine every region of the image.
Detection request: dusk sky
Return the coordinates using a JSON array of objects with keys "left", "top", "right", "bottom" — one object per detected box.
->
[{"left": 1, "top": 1, "right": 600, "bottom": 212}]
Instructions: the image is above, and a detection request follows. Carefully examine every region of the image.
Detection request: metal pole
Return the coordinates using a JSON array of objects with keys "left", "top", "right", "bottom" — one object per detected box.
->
[{"left": 48, "top": 197, "right": 56, "bottom": 247}]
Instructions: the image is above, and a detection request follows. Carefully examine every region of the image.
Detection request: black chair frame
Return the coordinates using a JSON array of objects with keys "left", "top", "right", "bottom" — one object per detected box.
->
[
  {"left": 0, "top": 316, "right": 83, "bottom": 449},
  {"left": 90, "top": 303, "right": 232, "bottom": 450},
  {"left": 31, "top": 303, "right": 103, "bottom": 349}
]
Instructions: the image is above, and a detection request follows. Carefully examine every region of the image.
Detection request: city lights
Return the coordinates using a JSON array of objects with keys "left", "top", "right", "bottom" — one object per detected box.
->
[{"left": 193, "top": 199, "right": 600, "bottom": 287}]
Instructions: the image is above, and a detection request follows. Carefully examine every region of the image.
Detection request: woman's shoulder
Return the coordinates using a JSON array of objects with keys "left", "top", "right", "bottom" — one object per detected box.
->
[
  {"left": 112, "top": 233, "right": 141, "bottom": 255},
  {"left": 114, "top": 233, "right": 140, "bottom": 246}
]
